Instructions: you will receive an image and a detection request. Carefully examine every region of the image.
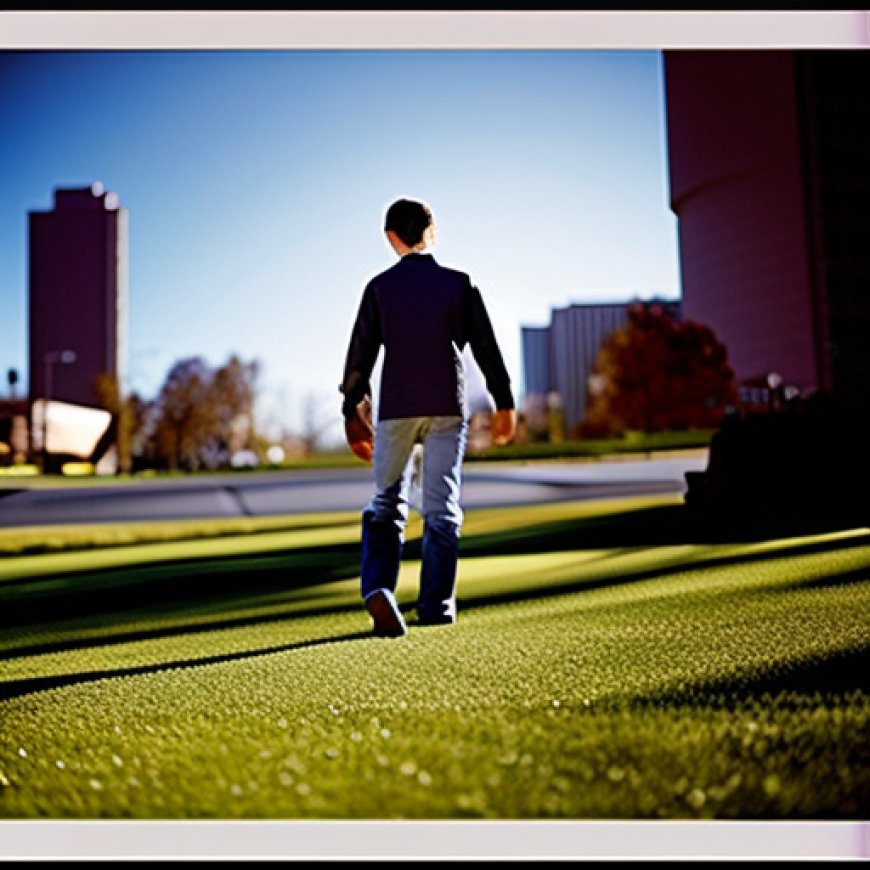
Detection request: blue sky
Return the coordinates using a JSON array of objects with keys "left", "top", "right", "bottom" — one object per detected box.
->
[{"left": 0, "top": 49, "right": 680, "bottom": 441}]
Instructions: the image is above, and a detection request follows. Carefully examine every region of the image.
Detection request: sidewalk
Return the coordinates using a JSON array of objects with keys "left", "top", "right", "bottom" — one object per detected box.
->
[{"left": 465, "top": 450, "right": 709, "bottom": 485}]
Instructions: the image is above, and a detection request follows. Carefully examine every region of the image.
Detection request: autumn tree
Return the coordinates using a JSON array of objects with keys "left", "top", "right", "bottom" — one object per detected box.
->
[
  {"left": 209, "top": 355, "right": 260, "bottom": 460},
  {"left": 579, "top": 302, "right": 737, "bottom": 437},
  {"left": 146, "top": 354, "right": 259, "bottom": 471},
  {"left": 125, "top": 392, "right": 154, "bottom": 471},
  {"left": 93, "top": 372, "right": 150, "bottom": 475}
]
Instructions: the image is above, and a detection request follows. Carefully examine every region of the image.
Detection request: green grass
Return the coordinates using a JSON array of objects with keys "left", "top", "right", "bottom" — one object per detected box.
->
[
  {"left": 0, "top": 511, "right": 363, "bottom": 558},
  {"left": 0, "top": 494, "right": 868, "bottom": 820}
]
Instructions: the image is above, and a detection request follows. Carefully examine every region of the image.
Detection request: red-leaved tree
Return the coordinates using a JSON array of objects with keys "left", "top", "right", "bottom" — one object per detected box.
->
[{"left": 579, "top": 302, "right": 737, "bottom": 437}]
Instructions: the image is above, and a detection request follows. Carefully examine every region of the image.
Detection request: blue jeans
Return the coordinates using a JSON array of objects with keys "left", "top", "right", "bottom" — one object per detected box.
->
[{"left": 360, "top": 415, "right": 469, "bottom": 622}]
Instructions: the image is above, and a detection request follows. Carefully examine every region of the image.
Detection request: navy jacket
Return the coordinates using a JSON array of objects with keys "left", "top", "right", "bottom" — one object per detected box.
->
[{"left": 340, "top": 253, "right": 515, "bottom": 422}]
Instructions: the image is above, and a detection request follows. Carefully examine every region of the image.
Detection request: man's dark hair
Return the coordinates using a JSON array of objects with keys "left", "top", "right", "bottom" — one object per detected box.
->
[{"left": 384, "top": 198, "right": 433, "bottom": 247}]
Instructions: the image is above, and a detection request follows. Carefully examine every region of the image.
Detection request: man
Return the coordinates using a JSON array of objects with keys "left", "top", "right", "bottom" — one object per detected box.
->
[{"left": 340, "top": 197, "right": 516, "bottom": 637}]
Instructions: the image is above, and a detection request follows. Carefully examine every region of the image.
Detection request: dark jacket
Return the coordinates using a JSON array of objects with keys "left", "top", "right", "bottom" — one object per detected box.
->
[{"left": 340, "top": 253, "right": 515, "bottom": 422}]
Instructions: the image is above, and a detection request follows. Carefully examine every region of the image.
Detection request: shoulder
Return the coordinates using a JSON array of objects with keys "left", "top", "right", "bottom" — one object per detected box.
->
[
  {"left": 425, "top": 258, "right": 475, "bottom": 293},
  {"left": 374, "top": 256, "right": 471, "bottom": 286},
  {"left": 365, "top": 258, "right": 406, "bottom": 290},
  {"left": 428, "top": 255, "right": 471, "bottom": 281}
]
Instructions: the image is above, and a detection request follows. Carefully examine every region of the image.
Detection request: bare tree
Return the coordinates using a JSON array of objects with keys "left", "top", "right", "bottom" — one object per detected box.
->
[
  {"left": 301, "top": 391, "right": 341, "bottom": 455},
  {"left": 150, "top": 357, "right": 213, "bottom": 471}
]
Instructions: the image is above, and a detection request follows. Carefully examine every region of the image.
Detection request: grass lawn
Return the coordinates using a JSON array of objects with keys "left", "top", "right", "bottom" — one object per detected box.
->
[{"left": 0, "top": 493, "right": 868, "bottom": 820}]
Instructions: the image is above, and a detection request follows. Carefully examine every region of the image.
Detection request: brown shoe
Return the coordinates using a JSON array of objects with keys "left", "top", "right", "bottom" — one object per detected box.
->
[{"left": 365, "top": 589, "right": 408, "bottom": 638}]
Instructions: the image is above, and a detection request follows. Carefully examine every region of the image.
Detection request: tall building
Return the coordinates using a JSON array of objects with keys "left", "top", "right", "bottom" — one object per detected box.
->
[
  {"left": 520, "top": 325, "right": 551, "bottom": 398},
  {"left": 28, "top": 183, "right": 128, "bottom": 465},
  {"left": 663, "top": 50, "right": 870, "bottom": 402},
  {"left": 522, "top": 300, "right": 680, "bottom": 434}
]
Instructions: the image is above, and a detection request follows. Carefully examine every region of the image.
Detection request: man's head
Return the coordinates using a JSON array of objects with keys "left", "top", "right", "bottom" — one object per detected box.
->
[{"left": 384, "top": 198, "right": 435, "bottom": 253}]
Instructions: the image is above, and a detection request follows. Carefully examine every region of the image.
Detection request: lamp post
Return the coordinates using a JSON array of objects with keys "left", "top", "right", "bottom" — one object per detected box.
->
[
  {"left": 41, "top": 349, "right": 76, "bottom": 473},
  {"left": 6, "top": 368, "right": 18, "bottom": 399},
  {"left": 766, "top": 371, "right": 783, "bottom": 414}
]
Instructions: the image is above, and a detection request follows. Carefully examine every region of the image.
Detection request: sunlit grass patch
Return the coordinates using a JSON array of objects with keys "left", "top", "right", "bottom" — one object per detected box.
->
[
  {"left": 0, "top": 522, "right": 365, "bottom": 584},
  {"left": 5, "top": 532, "right": 868, "bottom": 697},
  {"left": 1, "top": 577, "right": 867, "bottom": 819},
  {"left": 458, "top": 494, "right": 684, "bottom": 536},
  {"left": 0, "top": 496, "right": 868, "bottom": 820},
  {"left": 0, "top": 511, "right": 362, "bottom": 558},
  {"left": 0, "top": 494, "right": 675, "bottom": 560}
]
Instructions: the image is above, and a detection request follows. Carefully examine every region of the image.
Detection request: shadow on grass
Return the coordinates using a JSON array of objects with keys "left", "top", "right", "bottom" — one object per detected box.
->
[
  {"left": 632, "top": 643, "right": 870, "bottom": 710},
  {"left": 2, "top": 502, "right": 868, "bottom": 652},
  {"left": 448, "top": 535, "right": 870, "bottom": 623},
  {"left": 0, "top": 628, "right": 377, "bottom": 703},
  {"left": 454, "top": 503, "right": 870, "bottom": 557},
  {"left": 3, "top": 526, "right": 869, "bottom": 675},
  {"left": 0, "top": 596, "right": 371, "bottom": 661},
  {"left": 4, "top": 602, "right": 867, "bottom": 710},
  {"left": 0, "top": 542, "right": 363, "bottom": 629}
]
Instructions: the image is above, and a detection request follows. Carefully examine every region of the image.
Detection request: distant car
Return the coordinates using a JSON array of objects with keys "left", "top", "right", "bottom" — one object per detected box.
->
[{"left": 230, "top": 450, "right": 259, "bottom": 469}]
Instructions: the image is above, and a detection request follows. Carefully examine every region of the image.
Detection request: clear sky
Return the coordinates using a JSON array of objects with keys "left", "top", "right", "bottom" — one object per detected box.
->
[{"left": 0, "top": 49, "right": 680, "bottom": 442}]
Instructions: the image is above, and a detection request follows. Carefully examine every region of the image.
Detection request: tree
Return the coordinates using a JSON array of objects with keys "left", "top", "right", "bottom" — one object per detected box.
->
[
  {"left": 125, "top": 392, "right": 154, "bottom": 472},
  {"left": 93, "top": 371, "right": 147, "bottom": 475},
  {"left": 145, "top": 354, "right": 260, "bottom": 471},
  {"left": 301, "top": 391, "right": 341, "bottom": 455},
  {"left": 579, "top": 302, "right": 737, "bottom": 437},
  {"left": 149, "top": 357, "right": 212, "bottom": 471},
  {"left": 209, "top": 354, "right": 260, "bottom": 460}
]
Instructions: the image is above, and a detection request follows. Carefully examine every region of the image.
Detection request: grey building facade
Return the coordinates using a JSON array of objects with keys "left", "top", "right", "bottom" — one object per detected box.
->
[{"left": 522, "top": 300, "right": 681, "bottom": 434}]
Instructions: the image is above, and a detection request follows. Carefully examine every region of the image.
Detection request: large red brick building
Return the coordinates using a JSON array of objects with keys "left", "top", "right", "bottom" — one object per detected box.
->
[{"left": 664, "top": 50, "right": 870, "bottom": 405}]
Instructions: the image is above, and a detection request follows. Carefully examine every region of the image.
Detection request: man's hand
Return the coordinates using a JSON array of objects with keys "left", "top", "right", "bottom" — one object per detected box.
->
[
  {"left": 345, "top": 396, "right": 374, "bottom": 463},
  {"left": 491, "top": 408, "right": 517, "bottom": 447}
]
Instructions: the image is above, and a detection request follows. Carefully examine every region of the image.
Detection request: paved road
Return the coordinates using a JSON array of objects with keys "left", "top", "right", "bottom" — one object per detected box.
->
[{"left": 0, "top": 454, "right": 708, "bottom": 528}]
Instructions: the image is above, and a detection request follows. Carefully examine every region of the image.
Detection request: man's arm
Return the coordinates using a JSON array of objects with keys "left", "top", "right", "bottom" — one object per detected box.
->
[
  {"left": 462, "top": 281, "right": 517, "bottom": 445},
  {"left": 462, "top": 281, "right": 515, "bottom": 411},
  {"left": 340, "top": 283, "right": 381, "bottom": 418},
  {"left": 340, "top": 284, "right": 381, "bottom": 462}
]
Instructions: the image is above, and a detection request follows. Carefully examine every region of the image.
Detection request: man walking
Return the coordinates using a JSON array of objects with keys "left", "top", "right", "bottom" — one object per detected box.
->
[{"left": 340, "top": 198, "right": 516, "bottom": 637}]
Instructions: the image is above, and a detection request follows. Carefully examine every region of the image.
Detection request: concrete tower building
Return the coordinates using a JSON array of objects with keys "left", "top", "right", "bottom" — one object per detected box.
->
[{"left": 28, "top": 183, "right": 128, "bottom": 465}]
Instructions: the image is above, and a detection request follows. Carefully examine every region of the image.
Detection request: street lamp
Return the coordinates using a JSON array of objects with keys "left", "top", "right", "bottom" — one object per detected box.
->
[
  {"left": 6, "top": 368, "right": 19, "bottom": 399},
  {"left": 766, "top": 371, "right": 783, "bottom": 414},
  {"left": 41, "top": 349, "right": 76, "bottom": 472}
]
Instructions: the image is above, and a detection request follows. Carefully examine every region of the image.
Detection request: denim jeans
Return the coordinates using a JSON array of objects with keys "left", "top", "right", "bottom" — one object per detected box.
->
[{"left": 360, "top": 415, "right": 469, "bottom": 622}]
